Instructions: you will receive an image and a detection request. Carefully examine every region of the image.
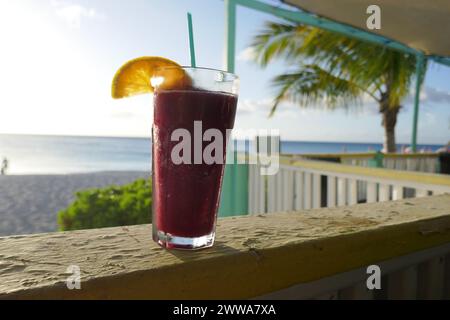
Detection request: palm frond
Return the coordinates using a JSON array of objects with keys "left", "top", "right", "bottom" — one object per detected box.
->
[
  {"left": 249, "top": 21, "right": 419, "bottom": 112},
  {"left": 250, "top": 22, "right": 307, "bottom": 66},
  {"left": 269, "top": 64, "right": 363, "bottom": 116}
]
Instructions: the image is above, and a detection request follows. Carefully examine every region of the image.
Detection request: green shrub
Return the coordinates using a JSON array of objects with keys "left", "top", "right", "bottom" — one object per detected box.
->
[{"left": 58, "top": 179, "right": 152, "bottom": 231}]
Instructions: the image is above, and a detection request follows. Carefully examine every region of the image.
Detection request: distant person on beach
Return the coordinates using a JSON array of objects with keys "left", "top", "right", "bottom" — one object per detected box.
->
[{"left": 1, "top": 157, "right": 8, "bottom": 175}]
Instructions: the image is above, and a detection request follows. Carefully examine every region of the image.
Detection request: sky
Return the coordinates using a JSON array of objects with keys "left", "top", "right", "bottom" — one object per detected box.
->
[{"left": 0, "top": 0, "right": 449, "bottom": 145}]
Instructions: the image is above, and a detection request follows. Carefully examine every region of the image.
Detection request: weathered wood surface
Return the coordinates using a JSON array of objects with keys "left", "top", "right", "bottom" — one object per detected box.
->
[{"left": 0, "top": 195, "right": 449, "bottom": 299}]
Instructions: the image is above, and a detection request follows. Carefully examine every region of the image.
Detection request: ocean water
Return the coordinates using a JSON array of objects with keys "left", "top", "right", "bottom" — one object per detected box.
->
[
  {"left": 0, "top": 134, "right": 151, "bottom": 174},
  {"left": 0, "top": 134, "right": 442, "bottom": 174}
]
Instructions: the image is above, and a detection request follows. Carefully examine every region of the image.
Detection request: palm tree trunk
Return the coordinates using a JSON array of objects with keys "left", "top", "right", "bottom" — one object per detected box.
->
[{"left": 381, "top": 106, "right": 399, "bottom": 153}]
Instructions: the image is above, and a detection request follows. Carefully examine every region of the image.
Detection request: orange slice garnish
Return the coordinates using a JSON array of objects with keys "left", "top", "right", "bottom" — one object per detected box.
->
[{"left": 111, "top": 56, "right": 191, "bottom": 99}]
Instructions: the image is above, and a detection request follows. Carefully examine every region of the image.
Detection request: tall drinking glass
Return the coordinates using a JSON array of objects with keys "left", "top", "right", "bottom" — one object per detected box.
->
[{"left": 151, "top": 67, "right": 239, "bottom": 250}]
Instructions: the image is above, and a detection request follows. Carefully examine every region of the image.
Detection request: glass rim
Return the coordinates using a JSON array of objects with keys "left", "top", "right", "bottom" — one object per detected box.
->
[{"left": 153, "top": 65, "right": 239, "bottom": 80}]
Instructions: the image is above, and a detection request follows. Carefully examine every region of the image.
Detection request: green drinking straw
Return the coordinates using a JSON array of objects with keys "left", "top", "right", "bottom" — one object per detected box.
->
[{"left": 187, "top": 12, "right": 197, "bottom": 68}]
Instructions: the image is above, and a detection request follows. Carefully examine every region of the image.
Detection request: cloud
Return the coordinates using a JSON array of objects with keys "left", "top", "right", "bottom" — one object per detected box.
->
[
  {"left": 238, "top": 93, "right": 382, "bottom": 118},
  {"left": 404, "top": 86, "right": 450, "bottom": 105},
  {"left": 237, "top": 97, "right": 328, "bottom": 117},
  {"left": 238, "top": 98, "right": 272, "bottom": 115},
  {"left": 237, "top": 47, "right": 257, "bottom": 62},
  {"left": 238, "top": 84, "right": 450, "bottom": 121},
  {"left": 422, "top": 87, "right": 450, "bottom": 104},
  {"left": 52, "top": 1, "right": 104, "bottom": 29}
]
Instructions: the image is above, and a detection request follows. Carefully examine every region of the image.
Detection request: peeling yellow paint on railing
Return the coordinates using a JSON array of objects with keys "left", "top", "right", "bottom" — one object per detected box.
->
[{"left": 0, "top": 195, "right": 449, "bottom": 299}]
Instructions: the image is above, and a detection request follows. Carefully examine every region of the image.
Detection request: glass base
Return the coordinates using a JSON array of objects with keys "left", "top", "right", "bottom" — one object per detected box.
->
[{"left": 154, "top": 230, "right": 215, "bottom": 250}]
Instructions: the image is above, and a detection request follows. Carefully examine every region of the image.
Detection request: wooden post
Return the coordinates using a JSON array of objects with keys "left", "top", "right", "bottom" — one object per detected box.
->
[
  {"left": 304, "top": 172, "right": 312, "bottom": 209},
  {"left": 313, "top": 174, "right": 322, "bottom": 208},
  {"left": 366, "top": 182, "right": 377, "bottom": 203},
  {"left": 327, "top": 176, "right": 336, "bottom": 207},
  {"left": 294, "top": 171, "right": 304, "bottom": 210}
]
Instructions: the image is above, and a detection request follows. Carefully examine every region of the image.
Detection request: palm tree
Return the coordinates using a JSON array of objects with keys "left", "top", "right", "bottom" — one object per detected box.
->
[{"left": 249, "top": 22, "right": 425, "bottom": 153}]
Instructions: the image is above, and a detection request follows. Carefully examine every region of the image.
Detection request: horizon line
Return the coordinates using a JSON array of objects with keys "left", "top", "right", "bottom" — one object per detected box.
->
[{"left": 0, "top": 132, "right": 445, "bottom": 146}]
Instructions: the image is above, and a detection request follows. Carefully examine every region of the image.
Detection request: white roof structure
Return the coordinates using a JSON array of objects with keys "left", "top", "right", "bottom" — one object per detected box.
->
[{"left": 284, "top": 0, "right": 450, "bottom": 58}]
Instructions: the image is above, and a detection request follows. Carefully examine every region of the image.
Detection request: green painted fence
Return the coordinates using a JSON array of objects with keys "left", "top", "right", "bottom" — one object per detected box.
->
[{"left": 218, "top": 151, "right": 249, "bottom": 217}]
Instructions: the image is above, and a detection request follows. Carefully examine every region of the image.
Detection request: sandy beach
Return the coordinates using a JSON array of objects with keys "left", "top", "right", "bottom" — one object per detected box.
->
[{"left": 0, "top": 171, "right": 150, "bottom": 237}]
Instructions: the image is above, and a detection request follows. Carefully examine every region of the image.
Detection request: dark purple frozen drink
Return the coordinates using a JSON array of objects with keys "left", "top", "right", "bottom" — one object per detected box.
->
[{"left": 152, "top": 67, "right": 239, "bottom": 250}]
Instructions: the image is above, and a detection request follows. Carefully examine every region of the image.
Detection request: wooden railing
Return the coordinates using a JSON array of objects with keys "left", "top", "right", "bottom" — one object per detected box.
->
[
  {"left": 259, "top": 240, "right": 450, "bottom": 300},
  {"left": 287, "top": 152, "right": 441, "bottom": 173},
  {"left": 1, "top": 195, "right": 449, "bottom": 299},
  {"left": 248, "top": 157, "right": 450, "bottom": 214}
]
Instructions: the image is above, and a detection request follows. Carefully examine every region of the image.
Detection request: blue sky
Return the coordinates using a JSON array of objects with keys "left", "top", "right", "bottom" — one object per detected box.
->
[{"left": 0, "top": 0, "right": 449, "bottom": 145}]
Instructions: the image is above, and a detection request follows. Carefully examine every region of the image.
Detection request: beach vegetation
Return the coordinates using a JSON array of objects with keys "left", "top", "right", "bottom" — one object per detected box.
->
[{"left": 57, "top": 178, "right": 152, "bottom": 231}]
